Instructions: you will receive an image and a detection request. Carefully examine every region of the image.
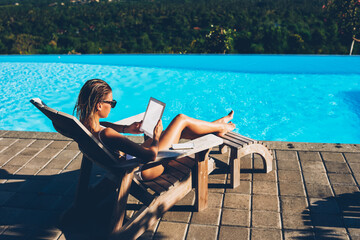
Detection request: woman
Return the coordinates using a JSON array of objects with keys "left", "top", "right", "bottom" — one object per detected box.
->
[{"left": 74, "top": 79, "right": 235, "bottom": 181}]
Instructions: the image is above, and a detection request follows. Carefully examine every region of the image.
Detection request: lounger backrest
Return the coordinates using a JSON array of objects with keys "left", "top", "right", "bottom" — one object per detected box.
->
[{"left": 30, "top": 98, "right": 138, "bottom": 173}]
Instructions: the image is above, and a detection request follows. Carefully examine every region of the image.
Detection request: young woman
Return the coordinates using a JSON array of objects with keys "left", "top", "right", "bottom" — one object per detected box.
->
[{"left": 74, "top": 79, "right": 235, "bottom": 181}]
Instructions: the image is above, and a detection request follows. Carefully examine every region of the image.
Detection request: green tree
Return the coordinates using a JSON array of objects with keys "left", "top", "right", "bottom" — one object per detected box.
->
[{"left": 324, "top": 0, "right": 360, "bottom": 54}]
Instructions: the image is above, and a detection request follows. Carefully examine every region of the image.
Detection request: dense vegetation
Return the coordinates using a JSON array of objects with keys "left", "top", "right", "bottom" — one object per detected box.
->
[{"left": 0, "top": 0, "right": 358, "bottom": 54}]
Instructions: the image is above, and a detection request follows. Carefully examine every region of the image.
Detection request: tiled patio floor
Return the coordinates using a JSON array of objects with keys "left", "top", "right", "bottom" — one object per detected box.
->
[{"left": 1, "top": 130, "right": 360, "bottom": 239}]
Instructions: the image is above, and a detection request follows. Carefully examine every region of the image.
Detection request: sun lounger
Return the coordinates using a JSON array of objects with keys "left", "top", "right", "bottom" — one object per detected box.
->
[
  {"left": 30, "top": 98, "right": 222, "bottom": 239},
  {"left": 219, "top": 132, "right": 273, "bottom": 188},
  {"left": 117, "top": 112, "right": 274, "bottom": 189}
]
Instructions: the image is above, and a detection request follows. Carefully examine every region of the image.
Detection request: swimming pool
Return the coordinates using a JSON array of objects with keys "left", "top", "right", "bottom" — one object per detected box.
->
[{"left": 1, "top": 55, "right": 360, "bottom": 144}]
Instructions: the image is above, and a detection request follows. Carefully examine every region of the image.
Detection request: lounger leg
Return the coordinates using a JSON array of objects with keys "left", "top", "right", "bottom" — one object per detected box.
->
[
  {"left": 230, "top": 148, "right": 241, "bottom": 189},
  {"left": 110, "top": 169, "right": 134, "bottom": 235},
  {"left": 195, "top": 149, "right": 211, "bottom": 212},
  {"left": 74, "top": 155, "right": 93, "bottom": 209}
]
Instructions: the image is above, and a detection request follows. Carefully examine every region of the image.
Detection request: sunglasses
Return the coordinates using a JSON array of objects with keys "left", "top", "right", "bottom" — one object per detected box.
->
[{"left": 102, "top": 100, "right": 117, "bottom": 108}]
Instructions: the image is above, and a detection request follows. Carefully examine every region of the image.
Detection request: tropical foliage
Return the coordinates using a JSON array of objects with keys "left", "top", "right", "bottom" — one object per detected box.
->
[{"left": 0, "top": 0, "right": 358, "bottom": 54}]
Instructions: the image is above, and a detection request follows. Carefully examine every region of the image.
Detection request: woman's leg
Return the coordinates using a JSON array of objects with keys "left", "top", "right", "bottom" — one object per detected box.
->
[
  {"left": 158, "top": 111, "right": 235, "bottom": 150},
  {"left": 140, "top": 111, "right": 235, "bottom": 181}
]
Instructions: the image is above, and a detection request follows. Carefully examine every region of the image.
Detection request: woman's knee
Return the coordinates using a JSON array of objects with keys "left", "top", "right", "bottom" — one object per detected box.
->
[
  {"left": 174, "top": 113, "right": 188, "bottom": 122},
  {"left": 141, "top": 164, "right": 164, "bottom": 181}
]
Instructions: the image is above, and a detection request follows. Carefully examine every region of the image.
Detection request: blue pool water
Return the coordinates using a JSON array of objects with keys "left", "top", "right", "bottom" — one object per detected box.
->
[{"left": 1, "top": 55, "right": 360, "bottom": 144}]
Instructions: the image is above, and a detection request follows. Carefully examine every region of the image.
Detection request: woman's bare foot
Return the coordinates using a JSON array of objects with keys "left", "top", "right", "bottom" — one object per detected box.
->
[
  {"left": 214, "top": 110, "right": 234, "bottom": 124},
  {"left": 217, "top": 122, "right": 236, "bottom": 137}
]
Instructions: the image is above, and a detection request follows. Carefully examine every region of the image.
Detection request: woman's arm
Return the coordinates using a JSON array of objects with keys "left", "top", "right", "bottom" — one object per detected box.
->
[
  {"left": 100, "top": 121, "right": 143, "bottom": 134},
  {"left": 101, "top": 120, "right": 162, "bottom": 162}
]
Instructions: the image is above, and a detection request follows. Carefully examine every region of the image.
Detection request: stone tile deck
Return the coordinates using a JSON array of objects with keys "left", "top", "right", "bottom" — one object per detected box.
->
[{"left": 1, "top": 130, "right": 360, "bottom": 239}]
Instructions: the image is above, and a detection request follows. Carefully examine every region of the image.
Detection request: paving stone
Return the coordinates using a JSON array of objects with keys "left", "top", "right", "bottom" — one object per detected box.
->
[
  {"left": 344, "top": 152, "right": 360, "bottom": 163},
  {"left": 301, "top": 161, "right": 326, "bottom": 173},
  {"left": 311, "top": 213, "right": 343, "bottom": 228},
  {"left": 208, "top": 192, "right": 223, "bottom": 208},
  {"left": 64, "top": 141, "right": 79, "bottom": 150},
  {"left": 23, "top": 156, "right": 51, "bottom": 169},
  {"left": 343, "top": 215, "right": 360, "bottom": 228},
  {"left": 252, "top": 211, "right": 281, "bottom": 229},
  {"left": 36, "top": 148, "right": 62, "bottom": 160},
  {"left": 11, "top": 139, "right": 35, "bottom": 148},
  {"left": 27, "top": 194, "right": 64, "bottom": 210},
  {"left": 2, "top": 131, "right": 38, "bottom": 139},
  {"left": 4, "top": 192, "right": 38, "bottom": 208},
  {"left": 309, "top": 198, "right": 340, "bottom": 214},
  {"left": 1, "top": 225, "right": 32, "bottom": 239},
  {"left": 280, "top": 196, "right": 308, "bottom": 215},
  {"left": 47, "top": 141, "right": 70, "bottom": 149},
  {"left": 5, "top": 155, "right": 32, "bottom": 167},
  {"left": 0, "top": 138, "right": 17, "bottom": 146},
  {"left": 279, "top": 182, "right": 305, "bottom": 197},
  {"left": 28, "top": 140, "right": 51, "bottom": 149},
  {"left": 37, "top": 168, "right": 61, "bottom": 176},
  {"left": 0, "top": 165, "right": 21, "bottom": 175},
  {"left": 223, "top": 193, "right": 250, "bottom": 210},
  {"left": 218, "top": 226, "right": 249, "bottom": 240},
  {"left": 298, "top": 151, "right": 321, "bottom": 162},
  {"left": 251, "top": 228, "right": 281, "bottom": 240},
  {"left": 277, "top": 160, "right": 299, "bottom": 171},
  {"left": 328, "top": 173, "right": 356, "bottom": 185},
  {"left": 324, "top": 162, "right": 351, "bottom": 174},
  {"left": 0, "top": 179, "right": 26, "bottom": 192},
  {"left": 28, "top": 228, "right": 62, "bottom": 240},
  {"left": 306, "top": 183, "right": 333, "bottom": 198},
  {"left": 332, "top": 185, "right": 359, "bottom": 196},
  {"left": 276, "top": 150, "right": 297, "bottom": 161},
  {"left": 253, "top": 154, "right": 274, "bottom": 171},
  {"left": 226, "top": 181, "right": 250, "bottom": 194},
  {"left": 302, "top": 171, "right": 329, "bottom": 185},
  {"left": 283, "top": 230, "right": 315, "bottom": 239},
  {"left": 252, "top": 195, "right": 279, "bottom": 212},
  {"left": 321, "top": 152, "right": 345, "bottom": 162},
  {"left": 0, "top": 207, "right": 25, "bottom": 225},
  {"left": 208, "top": 179, "right": 226, "bottom": 193},
  {"left": 191, "top": 207, "right": 221, "bottom": 225},
  {"left": 0, "top": 191, "right": 15, "bottom": 206},
  {"left": 154, "top": 221, "right": 187, "bottom": 240},
  {"left": 0, "top": 155, "right": 13, "bottom": 165},
  {"left": 17, "top": 179, "right": 49, "bottom": 194},
  {"left": 1, "top": 146, "right": 25, "bottom": 156},
  {"left": 314, "top": 227, "right": 350, "bottom": 239},
  {"left": 347, "top": 228, "right": 360, "bottom": 238},
  {"left": 40, "top": 179, "right": 74, "bottom": 195},
  {"left": 14, "top": 167, "right": 38, "bottom": 177},
  {"left": 16, "top": 209, "right": 60, "bottom": 228},
  {"left": 277, "top": 170, "right": 302, "bottom": 183},
  {"left": 177, "top": 190, "right": 195, "bottom": 206},
  {"left": 186, "top": 224, "right": 218, "bottom": 240},
  {"left": 252, "top": 170, "right": 276, "bottom": 182},
  {"left": 239, "top": 173, "right": 252, "bottom": 181},
  {"left": 161, "top": 211, "right": 191, "bottom": 223},
  {"left": 63, "top": 154, "right": 83, "bottom": 170},
  {"left": 221, "top": 209, "right": 250, "bottom": 227},
  {"left": 252, "top": 181, "right": 278, "bottom": 195},
  {"left": 349, "top": 162, "right": 360, "bottom": 173},
  {"left": 281, "top": 211, "right": 313, "bottom": 230},
  {"left": 18, "top": 147, "right": 41, "bottom": 157},
  {"left": 45, "top": 150, "right": 80, "bottom": 169}
]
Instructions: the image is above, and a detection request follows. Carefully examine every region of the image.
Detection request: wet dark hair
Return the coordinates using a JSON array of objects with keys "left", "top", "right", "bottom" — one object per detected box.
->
[{"left": 74, "top": 79, "right": 112, "bottom": 132}]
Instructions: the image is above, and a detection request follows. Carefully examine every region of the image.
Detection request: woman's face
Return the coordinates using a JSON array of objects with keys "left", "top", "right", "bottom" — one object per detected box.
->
[{"left": 97, "top": 92, "right": 113, "bottom": 119}]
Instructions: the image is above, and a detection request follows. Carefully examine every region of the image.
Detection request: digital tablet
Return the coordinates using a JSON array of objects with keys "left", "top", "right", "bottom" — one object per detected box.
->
[{"left": 140, "top": 97, "right": 166, "bottom": 138}]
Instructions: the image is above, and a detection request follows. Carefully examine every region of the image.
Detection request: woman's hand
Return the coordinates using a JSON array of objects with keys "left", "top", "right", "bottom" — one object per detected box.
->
[
  {"left": 126, "top": 121, "right": 143, "bottom": 134},
  {"left": 153, "top": 119, "right": 163, "bottom": 140}
]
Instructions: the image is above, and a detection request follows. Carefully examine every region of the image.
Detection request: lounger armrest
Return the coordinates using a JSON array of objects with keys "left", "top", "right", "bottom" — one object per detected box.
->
[{"left": 155, "top": 134, "right": 223, "bottom": 162}]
